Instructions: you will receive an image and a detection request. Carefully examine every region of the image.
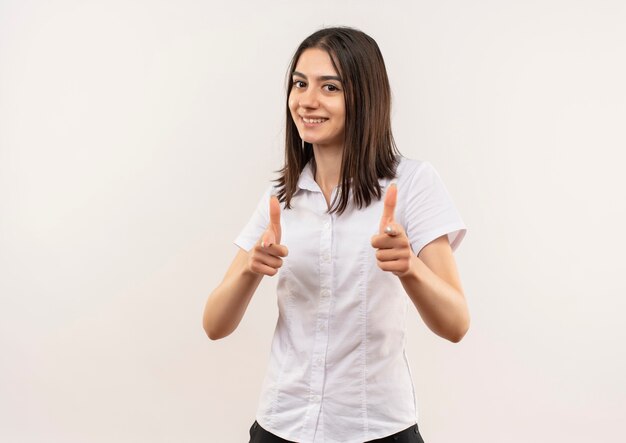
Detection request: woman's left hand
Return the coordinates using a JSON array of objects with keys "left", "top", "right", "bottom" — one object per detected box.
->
[{"left": 370, "top": 183, "right": 416, "bottom": 279}]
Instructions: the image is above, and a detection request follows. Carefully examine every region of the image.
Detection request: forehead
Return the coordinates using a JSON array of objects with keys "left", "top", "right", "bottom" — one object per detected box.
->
[{"left": 294, "top": 48, "right": 338, "bottom": 75}]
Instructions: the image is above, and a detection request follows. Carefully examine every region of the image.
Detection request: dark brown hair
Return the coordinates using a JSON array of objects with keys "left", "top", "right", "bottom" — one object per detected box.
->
[{"left": 272, "top": 26, "right": 402, "bottom": 215}]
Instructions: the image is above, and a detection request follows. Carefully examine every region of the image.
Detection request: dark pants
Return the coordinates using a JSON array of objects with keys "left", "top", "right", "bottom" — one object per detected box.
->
[{"left": 248, "top": 420, "right": 426, "bottom": 443}]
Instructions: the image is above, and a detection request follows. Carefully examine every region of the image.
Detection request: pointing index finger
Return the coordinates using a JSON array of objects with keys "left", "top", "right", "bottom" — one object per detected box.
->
[
  {"left": 269, "top": 194, "right": 282, "bottom": 242},
  {"left": 382, "top": 183, "right": 397, "bottom": 223}
]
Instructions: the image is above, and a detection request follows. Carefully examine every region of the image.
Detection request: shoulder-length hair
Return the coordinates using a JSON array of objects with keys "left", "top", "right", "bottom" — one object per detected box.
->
[{"left": 272, "top": 26, "right": 402, "bottom": 216}]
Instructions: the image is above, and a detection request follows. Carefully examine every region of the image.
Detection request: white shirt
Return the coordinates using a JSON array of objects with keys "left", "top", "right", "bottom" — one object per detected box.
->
[{"left": 234, "top": 155, "right": 467, "bottom": 443}]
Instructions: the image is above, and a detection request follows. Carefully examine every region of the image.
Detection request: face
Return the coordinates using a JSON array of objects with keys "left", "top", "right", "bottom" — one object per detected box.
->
[{"left": 288, "top": 48, "right": 346, "bottom": 150}]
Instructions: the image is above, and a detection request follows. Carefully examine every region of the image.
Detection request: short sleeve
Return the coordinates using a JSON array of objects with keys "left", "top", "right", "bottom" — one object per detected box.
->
[
  {"left": 233, "top": 184, "right": 274, "bottom": 252},
  {"left": 403, "top": 161, "right": 467, "bottom": 256}
]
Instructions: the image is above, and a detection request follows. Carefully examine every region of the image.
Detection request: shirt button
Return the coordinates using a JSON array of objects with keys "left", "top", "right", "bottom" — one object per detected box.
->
[
  {"left": 316, "top": 357, "right": 324, "bottom": 366},
  {"left": 324, "top": 222, "right": 330, "bottom": 230},
  {"left": 311, "top": 395, "right": 321, "bottom": 402},
  {"left": 321, "top": 289, "right": 330, "bottom": 297},
  {"left": 318, "top": 323, "right": 326, "bottom": 331},
  {"left": 322, "top": 253, "right": 330, "bottom": 262}
]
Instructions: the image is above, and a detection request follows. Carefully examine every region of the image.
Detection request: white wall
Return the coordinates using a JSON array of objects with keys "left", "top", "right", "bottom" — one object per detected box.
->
[{"left": 1, "top": 1, "right": 625, "bottom": 442}]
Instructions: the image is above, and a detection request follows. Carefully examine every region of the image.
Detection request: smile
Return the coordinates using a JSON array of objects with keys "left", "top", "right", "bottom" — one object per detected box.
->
[{"left": 302, "top": 117, "right": 328, "bottom": 126}]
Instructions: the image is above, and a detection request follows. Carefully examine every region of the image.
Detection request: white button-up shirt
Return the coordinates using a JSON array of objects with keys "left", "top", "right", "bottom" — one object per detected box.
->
[{"left": 234, "top": 155, "right": 466, "bottom": 443}]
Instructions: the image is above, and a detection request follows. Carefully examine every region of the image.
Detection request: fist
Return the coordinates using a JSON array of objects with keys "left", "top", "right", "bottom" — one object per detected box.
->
[
  {"left": 247, "top": 195, "right": 289, "bottom": 277},
  {"left": 370, "top": 183, "right": 414, "bottom": 278}
]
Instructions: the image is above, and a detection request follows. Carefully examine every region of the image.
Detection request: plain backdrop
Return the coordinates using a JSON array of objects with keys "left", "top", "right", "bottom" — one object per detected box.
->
[{"left": 1, "top": 0, "right": 625, "bottom": 442}]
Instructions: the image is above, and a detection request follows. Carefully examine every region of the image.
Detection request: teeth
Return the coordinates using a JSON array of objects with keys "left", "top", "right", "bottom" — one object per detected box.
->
[{"left": 303, "top": 117, "right": 328, "bottom": 124}]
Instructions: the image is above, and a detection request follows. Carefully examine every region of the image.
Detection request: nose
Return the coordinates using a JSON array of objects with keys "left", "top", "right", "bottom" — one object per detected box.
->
[{"left": 299, "top": 86, "right": 320, "bottom": 109}]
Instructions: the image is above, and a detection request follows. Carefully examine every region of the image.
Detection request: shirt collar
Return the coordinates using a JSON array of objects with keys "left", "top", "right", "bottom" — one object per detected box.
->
[
  {"left": 296, "top": 160, "right": 319, "bottom": 192},
  {"left": 296, "top": 159, "right": 392, "bottom": 195}
]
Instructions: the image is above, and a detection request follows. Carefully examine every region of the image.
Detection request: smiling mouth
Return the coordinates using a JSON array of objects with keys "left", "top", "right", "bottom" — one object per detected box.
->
[{"left": 302, "top": 117, "right": 329, "bottom": 125}]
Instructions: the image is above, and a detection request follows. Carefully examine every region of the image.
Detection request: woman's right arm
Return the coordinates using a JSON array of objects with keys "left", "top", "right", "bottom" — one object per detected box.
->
[
  {"left": 202, "top": 248, "right": 264, "bottom": 340},
  {"left": 202, "top": 195, "right": 287, "bottom": 340}
]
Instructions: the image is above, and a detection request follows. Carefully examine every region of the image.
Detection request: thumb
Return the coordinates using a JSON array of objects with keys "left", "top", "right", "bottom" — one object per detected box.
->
[
  {"left": 262, "top": 195, "right": 282, "bottom": 247},
  {"left": 261, "top": 228, "right": 275, "bottom": 248},
  {"left": 379, "top": 183, "right": 397, "bottom": 234}
]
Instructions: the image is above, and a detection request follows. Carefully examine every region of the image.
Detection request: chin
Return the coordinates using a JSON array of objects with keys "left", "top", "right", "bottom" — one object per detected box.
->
[
  {"left": 300, "top": 131, "right": 332, "bottom": 142},
  {"left": 301, "top": 136, "right": 323, "bottom": 144}
]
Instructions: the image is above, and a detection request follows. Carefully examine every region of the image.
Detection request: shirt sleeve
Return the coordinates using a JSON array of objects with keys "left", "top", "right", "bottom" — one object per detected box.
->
[
  {"left": 233, "top": 184, "right": 274, "bottom": 252},
  {"left": 403, "top": 161, "right": 467, "bottom": 256}
]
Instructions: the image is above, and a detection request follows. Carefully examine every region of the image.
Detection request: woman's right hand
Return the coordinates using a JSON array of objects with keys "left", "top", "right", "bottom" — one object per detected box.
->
[{"left": 247, "top": 195, "right": 289, "bottom": 277}]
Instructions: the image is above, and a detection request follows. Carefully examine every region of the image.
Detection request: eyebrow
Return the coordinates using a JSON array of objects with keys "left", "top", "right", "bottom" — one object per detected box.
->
[{"left": 292, "top": 71, "right": 343, "bottom": 82}]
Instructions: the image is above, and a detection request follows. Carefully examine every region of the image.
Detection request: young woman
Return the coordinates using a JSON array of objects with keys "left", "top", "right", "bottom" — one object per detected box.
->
[{"left": 203, "top": 26, "right": 469, "bottom": 443}]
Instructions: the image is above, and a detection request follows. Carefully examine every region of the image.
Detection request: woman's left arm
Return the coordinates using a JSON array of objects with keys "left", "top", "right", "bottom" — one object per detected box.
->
[
  {"left": 371, "top": 183, "right": 469, "bottom": 343},
  {"left": 398, "top": 235, "right": 470, "bottom": 343}
]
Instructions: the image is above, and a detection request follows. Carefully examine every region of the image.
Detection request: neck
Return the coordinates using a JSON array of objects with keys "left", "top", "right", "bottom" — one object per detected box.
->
[{"left": 312, "top": 143, "right": 343, "bottom": 191}]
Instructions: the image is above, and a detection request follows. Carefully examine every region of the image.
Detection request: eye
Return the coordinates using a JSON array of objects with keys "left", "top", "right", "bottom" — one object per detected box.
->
[
  {"left": 324, "top": 84, "right": 340, "bottom": 92},
  {"left": 292, "top": 80, "right": 305, "bottom": 88}
]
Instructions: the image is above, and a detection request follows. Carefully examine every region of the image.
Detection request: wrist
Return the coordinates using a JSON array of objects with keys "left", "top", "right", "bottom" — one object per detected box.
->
[{"left": 398, "top": 254, "right": 421, "bottom": 282}]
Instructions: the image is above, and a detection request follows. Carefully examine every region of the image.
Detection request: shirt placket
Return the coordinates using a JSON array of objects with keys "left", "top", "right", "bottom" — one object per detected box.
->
[{"left": 302, "top": 211, "right": 334, "bottom": 442}]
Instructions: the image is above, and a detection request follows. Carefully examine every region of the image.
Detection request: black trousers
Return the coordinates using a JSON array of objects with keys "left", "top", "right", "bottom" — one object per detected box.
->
[{"left": 248, "top": 420, "right": 426, "bottom": 443}]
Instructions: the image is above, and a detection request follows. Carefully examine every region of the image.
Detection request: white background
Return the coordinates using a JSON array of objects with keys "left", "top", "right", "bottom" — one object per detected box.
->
[{"left": 1, "top": 0, "right": 625, "bottom": 442}]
